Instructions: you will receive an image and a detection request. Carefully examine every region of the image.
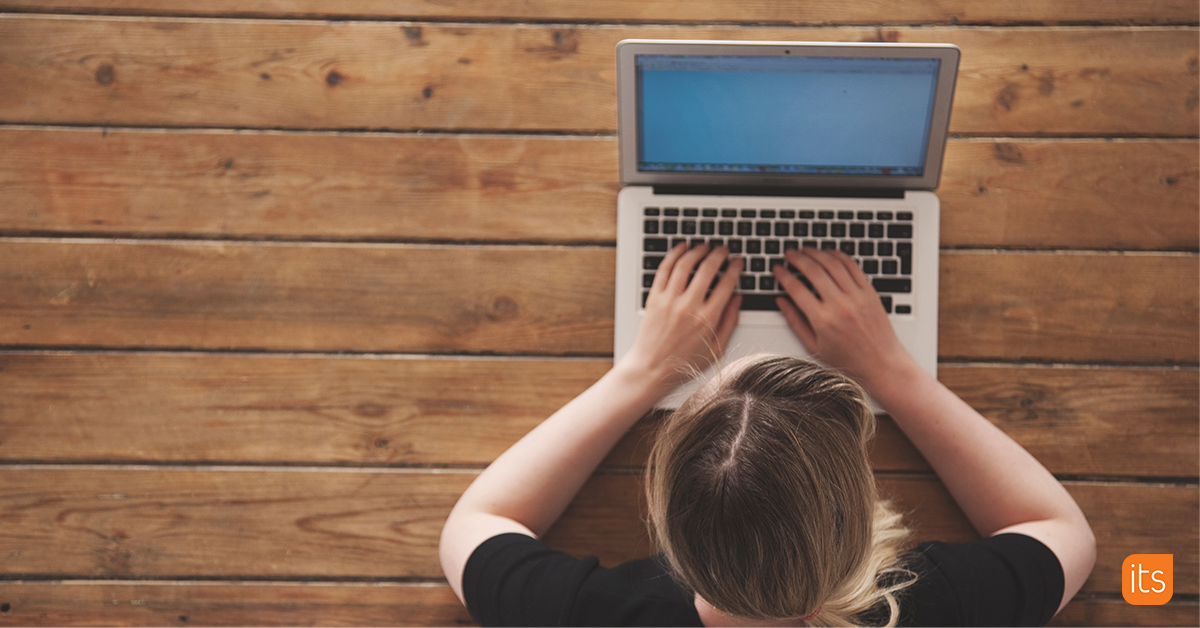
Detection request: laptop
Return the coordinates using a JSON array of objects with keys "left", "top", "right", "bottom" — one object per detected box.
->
[{"left": 612, "top": 39, "right": 960, "bottom": 407}]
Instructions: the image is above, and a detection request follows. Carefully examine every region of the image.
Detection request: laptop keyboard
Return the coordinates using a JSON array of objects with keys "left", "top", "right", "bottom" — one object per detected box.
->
[{"left": 640, "top": 206, "right": 915, "bottom": 314}]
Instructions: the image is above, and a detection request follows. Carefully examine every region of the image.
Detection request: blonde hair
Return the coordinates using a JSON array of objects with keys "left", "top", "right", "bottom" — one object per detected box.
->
[{"left": 645, "top": 356, "right": 915, "bottom": 626}]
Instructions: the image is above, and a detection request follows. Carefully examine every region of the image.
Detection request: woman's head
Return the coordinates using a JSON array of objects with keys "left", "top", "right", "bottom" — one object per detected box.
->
[{"left": 646, "top": 355, "right": 910, "bottom": 625}]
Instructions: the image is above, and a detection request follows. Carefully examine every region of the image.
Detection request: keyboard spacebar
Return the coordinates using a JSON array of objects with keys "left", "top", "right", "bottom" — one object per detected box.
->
[{"left": 740, "top": 294, "right": 782, "bottom": 311}]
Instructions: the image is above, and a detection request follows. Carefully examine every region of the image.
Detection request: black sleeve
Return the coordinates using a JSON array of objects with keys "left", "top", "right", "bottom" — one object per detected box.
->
[
  {"left": 899, "top": 533, "right": 1065, "bottom": 627},
  {"left": 463, "top": 533, "right": 600, "bottom": 626},
  {"left": 462, "top": 533, "right": 700, "bottom": 627}
]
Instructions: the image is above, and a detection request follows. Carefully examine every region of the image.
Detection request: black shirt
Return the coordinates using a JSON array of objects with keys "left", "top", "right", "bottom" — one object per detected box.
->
[{"left": 463, "top": 532, "right": 1064, "bottom": 627}]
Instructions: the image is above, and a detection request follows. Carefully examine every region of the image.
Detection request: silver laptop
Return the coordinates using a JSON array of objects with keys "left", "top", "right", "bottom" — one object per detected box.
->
[{"left": 613, "top": 39, "right": 960, "bottom": 407}]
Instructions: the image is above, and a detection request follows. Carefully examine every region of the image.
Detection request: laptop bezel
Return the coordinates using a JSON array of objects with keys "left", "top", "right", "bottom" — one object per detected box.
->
[{"left": 616, "top": 39, "right": 960, "bottom": 192}]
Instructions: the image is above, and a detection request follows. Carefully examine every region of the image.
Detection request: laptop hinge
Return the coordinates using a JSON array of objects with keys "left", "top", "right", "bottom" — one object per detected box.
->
[{"left": 651, "top": 185, "right": 906, "bottom": 200}]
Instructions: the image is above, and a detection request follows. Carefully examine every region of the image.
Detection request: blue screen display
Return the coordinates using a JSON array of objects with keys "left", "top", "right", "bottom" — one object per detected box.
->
[{"left": 636, "top": 55, "right": 940, "bottom": 176}]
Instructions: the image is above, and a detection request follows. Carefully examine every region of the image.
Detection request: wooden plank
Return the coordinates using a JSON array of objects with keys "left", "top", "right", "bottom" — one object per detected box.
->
[
  {"left": 1050, "top": 597, "right": 1200, "bottom": 627},
  {"left": 1, "top": 583, "right": 1193, "bottom": 628},
  {"left": 0, "top": 240, "right": 615, "bottom": 355},
  {"left": 939, "top": 139, "right": 1199, "bottom": 250},
  {"left": 937, "top": 365, "right": 1199, "bottom": 477},
  {"left": 0, "top": 353, "right": 617, "bottom": 466},
  {"left": 0, "top": 581, "right": 474, "bottom": 627},
  {"left": 1, "top": 353, "right": 1195, "bottom": 477},
  {"left": 2, "top": 129, "right": 1196, "bottom": 250},
  {"left": 0, "top": 17, "right": 1194, "bottom": 136},
  {"left": 2, "top": 241, "right": 1196, "bottom": 362},
  {"left": 1, "top": 0, "right": 1196, "bottom": 25},
  {"left": 0, "top": 129, "right": 621, "bottom": 244},
  {"left": 0, "top": 468, "right": 1193, "bottom": 595},
  {"left": 938, "top": 252, "right": 1199, "bottom": 364}
]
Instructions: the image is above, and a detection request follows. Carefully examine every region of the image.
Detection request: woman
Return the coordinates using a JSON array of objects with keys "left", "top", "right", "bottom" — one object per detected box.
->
[{"left": 439, "top": 243, "right": 1095, "bottom": 626}]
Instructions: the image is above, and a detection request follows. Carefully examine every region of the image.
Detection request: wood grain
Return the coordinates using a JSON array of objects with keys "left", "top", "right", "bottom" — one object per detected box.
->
[
  {"left": 939, "top": 139, "right": 1199, "bottom": 250},
  {"left": 1, "top": 241, "right": 1195, "bottom": 362},
  {"left": 0, "top": 468, "right": 1193, "bottom": 595},
  {"left": 1, "top": 353, "right": 1195, "bottom": 476},
  {"left": 1, "top": 583, "right": 1194, "bottom": 628},
  {"left": 0, "top": 581, "right": 476, "bottom": 627},
  {"left": 0, "top": 129, "right": 621, "bottom": 243},
  {"left": 0, "top": 240, "right": 615, "bottom": 355},
  {"left": 1, "top": 17, "right": 1195, "bottom": 135},
  {"left": 938, "top": 252, "right": 1199, "bottom": 363},
  {"left": 0, "top": 353, "right": 616, "bottom": 466},
  {"left": 2, "top": 129, "right": 1195, "bottom": 250},
  {"left": 1, "top": 0, "right": 1196, "bottom": 25},
  {"left": 934, "top": 365, "right": 1199, "bottom": 477}
]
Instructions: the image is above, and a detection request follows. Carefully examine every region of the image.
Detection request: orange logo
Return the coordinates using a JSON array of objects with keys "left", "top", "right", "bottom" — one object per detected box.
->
[{"left": 1123, "top": 554, "right": 1173, "bottom": 605}]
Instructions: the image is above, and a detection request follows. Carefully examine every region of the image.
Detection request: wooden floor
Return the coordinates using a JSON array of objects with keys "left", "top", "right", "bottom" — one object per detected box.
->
[{"left": 0, "top": 1, "right": 1197, "bottom": 626}]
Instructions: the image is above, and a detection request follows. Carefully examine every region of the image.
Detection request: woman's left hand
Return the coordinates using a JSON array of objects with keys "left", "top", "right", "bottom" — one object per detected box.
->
[{"left": 620, "top": 242, "right": 743, "bottom": 391}]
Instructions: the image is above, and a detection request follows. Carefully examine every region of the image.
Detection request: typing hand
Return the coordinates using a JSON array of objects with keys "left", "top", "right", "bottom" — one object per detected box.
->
[
  {"left": 621, "top": 243, "right": 743, "bottom": 391},
  {"left": 772, "top": 247, "right": 913, "bottom": 386}
]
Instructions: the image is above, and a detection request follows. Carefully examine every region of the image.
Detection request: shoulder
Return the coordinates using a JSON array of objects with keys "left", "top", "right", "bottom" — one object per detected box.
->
[
  {"left": 464, "top": 533, "right": 700, "bottom": 627},
  {"left": 897, "top": 533, "right": 1065, "bottom": 627}
]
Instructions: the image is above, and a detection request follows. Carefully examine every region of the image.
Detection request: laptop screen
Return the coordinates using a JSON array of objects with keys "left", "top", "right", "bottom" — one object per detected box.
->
[
  {"left": 616, "top": 41, "right": 960, "bottom": 191},
  {"left": 636, "top": 55, "right": 939, "bottom": 177}
]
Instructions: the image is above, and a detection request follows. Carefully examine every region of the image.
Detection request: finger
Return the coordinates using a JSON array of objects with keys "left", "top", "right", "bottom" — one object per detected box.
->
[
  {"left": 788, "top": 248, "right": 844, "bottom": 300},
  {"left": 704, "top": 254, "right": 743, "bottom": 315},
  {"left": 804, "top": 247, "right": 858, "bottom": 293},
  {"left": 649, "top": 242, "right": 688, "bottom": 295},
  {"left": 776, "top": 296, "right": 817, "bottom": 351},
  {"left": 833, "top": 247, "right": 873, "bottom": 290},
  {"left": 713, "top": 293, "right": 743, "bottom": 350},
  {"left": 824, "top": 248, "right": 870, "bottom": 291},
  {"left": 686, "top": 245, "right": 728, "bottom": 300},
  {"left": 775, "top": 250, "right": 823, "bottom": 310},
  {"left": 667, "top": 243, "right": 711, "bottom": 294}
]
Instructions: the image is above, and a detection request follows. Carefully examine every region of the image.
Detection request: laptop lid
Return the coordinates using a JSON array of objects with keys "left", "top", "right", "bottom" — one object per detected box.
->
[{"left": 616, "top": 40, "right": 960, "bottom": 194}]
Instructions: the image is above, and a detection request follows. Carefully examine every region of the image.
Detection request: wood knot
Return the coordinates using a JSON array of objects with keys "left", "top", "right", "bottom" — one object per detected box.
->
[
  {"left": 993, "top": 142, "right": 1024, "bottom": 164},
  {"left": 95, "top": 64, "right": 115, "bottom": 86},
  {"left": 404, "top": 26, "right": 424, "bottom": 43},
  {"left": 552, "top": 30, "right": 579, "bottom": 55},
  {"left": 995, "top": 84, "right": 1019, "bottom": 112},
  {"left": 326, "top": 71, "right": 344, "bottom": 87},
  {"left": 1036, "top": 71, "right": 1055, "bottom": 96},
  {"left": 487, "top": 296, "right": 520, "bottom": 321},
  {"left": 422, "top": 86, "right": 433, "bottom": 99}
]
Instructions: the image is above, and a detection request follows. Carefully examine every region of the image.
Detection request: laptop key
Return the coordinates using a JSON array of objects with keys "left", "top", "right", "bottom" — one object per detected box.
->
[
  {"left": 741, "top": 294, "right": 782, "bottom": 311},
  {"left": 644, "top": 220, "right": 659, "bottom": 234},
  {"left": 872, "top": 278, "right": 911, "bottom": 293},
  {"left": 898, "top": 242, "right": 913, "bottom": 274},
  {"left": 643, "top": 237, "right": 668, "bottom": 252},
  {"left": 887, "top": 223, "right": 913, "bottom": 239}
]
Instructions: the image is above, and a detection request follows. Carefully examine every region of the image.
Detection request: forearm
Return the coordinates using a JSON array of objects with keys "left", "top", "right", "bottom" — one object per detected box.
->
[
  {"left": 450, "top": 360, "right": 665, "bottom": 536},
  {"left": 866, "top": 357, "right": 1088, "bottom": 538}
]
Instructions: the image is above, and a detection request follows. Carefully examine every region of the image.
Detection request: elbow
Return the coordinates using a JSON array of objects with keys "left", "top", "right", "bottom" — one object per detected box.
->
[{"left": 1079, "top": 514, "right": 1097, "bottom": 576}]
